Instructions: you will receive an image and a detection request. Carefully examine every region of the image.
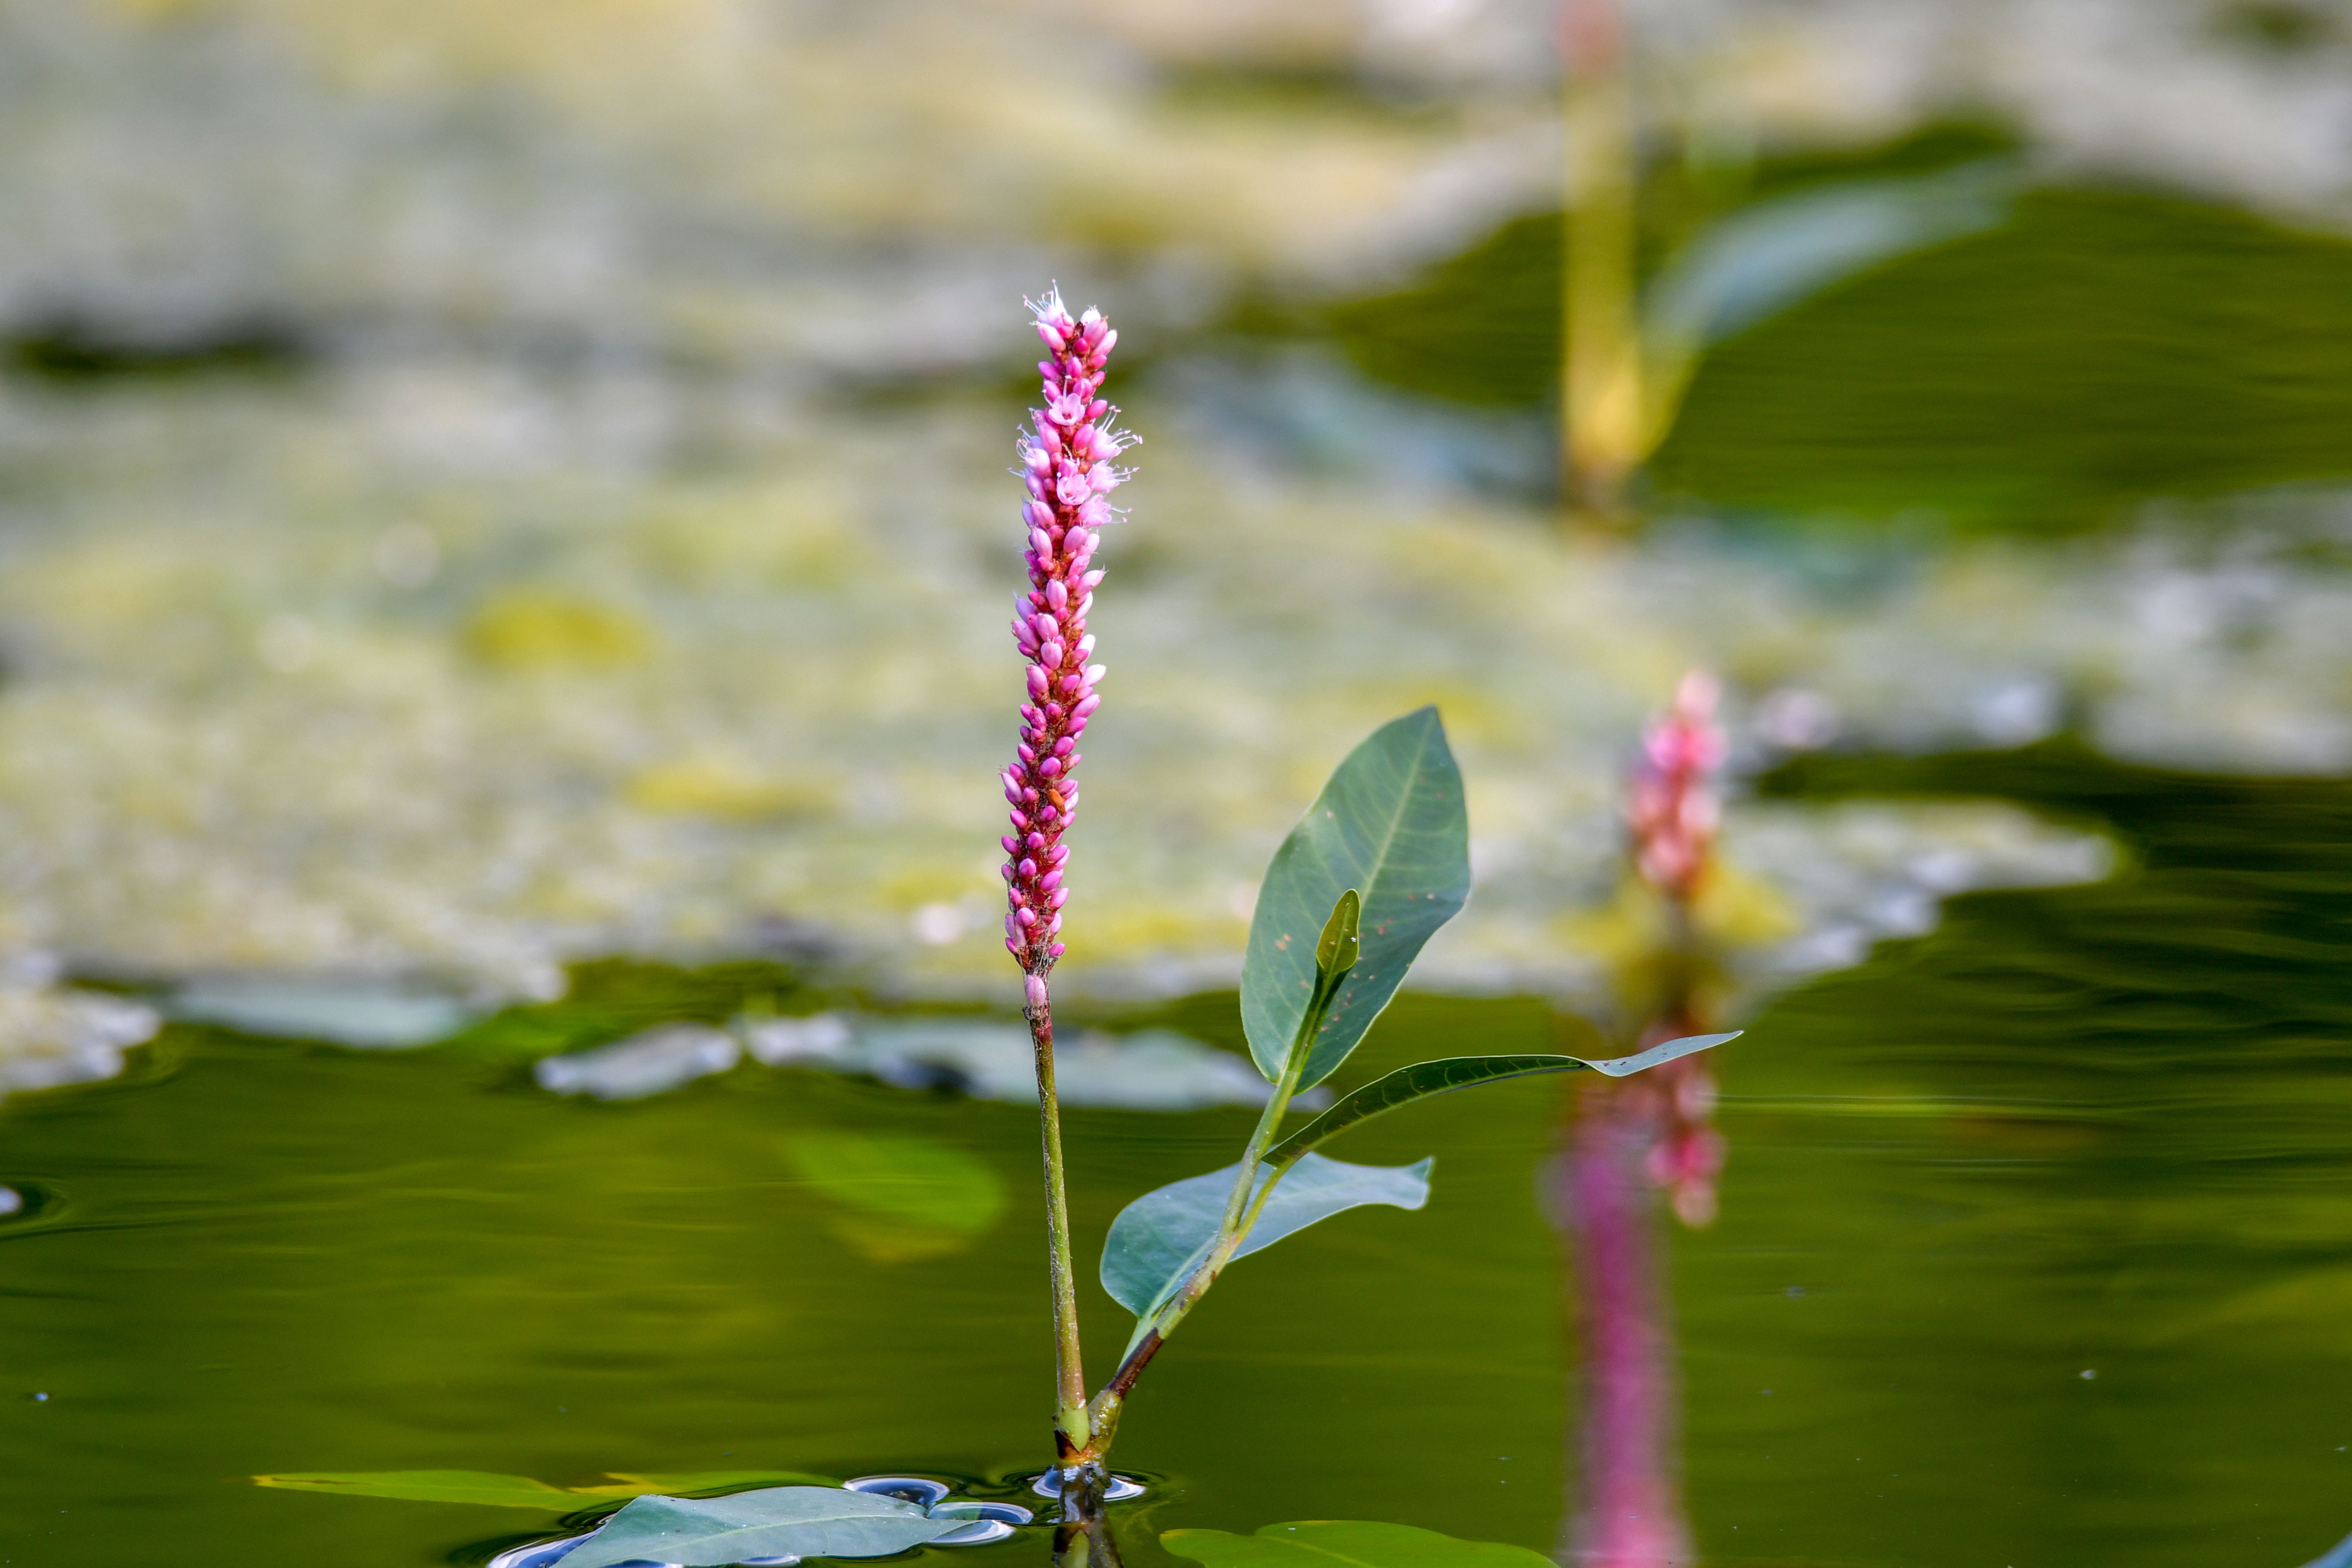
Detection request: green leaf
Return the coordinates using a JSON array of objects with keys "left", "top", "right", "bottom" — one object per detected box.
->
[
  {"left": 568, "top": 1471, "right": 837, "bottom": 1497},
  {"left": 1100, "top": 1152, "right": 1433, "bottom": 1317},
  {"left": 250, "top": 1472, "right": 587, "bottom": 1510},
  {"left": 786, "top": 1133, "right": 1006, "bottom": 1260},
  {"left": 1266, "top": 1035, "right": 1740, "bottom": 1168},
  {"left": 556, "top": 1485, "right": 973, "bottom": 1568},
  {"left": 1241, "top": 708, "right": 1470, "bottom": 1089},
  {"left": 1162, "top": 1520, "right": 1557, "bottom": 1568}
]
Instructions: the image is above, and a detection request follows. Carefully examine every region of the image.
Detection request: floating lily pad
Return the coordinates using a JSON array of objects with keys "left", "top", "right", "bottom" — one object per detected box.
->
[
  {"left": 1163, "top": 1520, "right": 1556, "bottom": 1568},
  {"left": 534, "top": 1024, "right": 741, "bottom": 1101},
  {"left": 170, "top": 979, "right": 479, "bottom": 1049},
  {"left": 554, "top": 1485, "right": 974, "bottom": 1568}
]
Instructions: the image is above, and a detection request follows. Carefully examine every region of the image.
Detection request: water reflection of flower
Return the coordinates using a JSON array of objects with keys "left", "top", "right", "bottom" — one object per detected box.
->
[{"left": 1559, "top": 668, "right": 1730, "bottom": 1567}]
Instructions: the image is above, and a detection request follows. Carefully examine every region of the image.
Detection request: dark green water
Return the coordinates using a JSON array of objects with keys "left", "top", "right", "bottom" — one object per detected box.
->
[
  {"left": 1321, "top": 158, "right": 2352, "bottom": 524},
  {"left": 2, "top": 745, "right": 2348, "bottom": 1567}
]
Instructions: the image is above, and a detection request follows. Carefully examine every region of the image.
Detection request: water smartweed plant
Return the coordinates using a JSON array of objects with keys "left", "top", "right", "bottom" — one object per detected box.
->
[
  {"left": 1001, "top": 291, "right": 1736, "bottom": 1506},
  {"left": 246, "top": 299, "right": 1739, "bottom": 1568}
]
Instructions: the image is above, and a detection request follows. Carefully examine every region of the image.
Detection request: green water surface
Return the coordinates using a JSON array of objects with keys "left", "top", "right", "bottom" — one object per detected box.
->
[{"left": 1, "top": 745, "right": 2347, "bottom": 1567}]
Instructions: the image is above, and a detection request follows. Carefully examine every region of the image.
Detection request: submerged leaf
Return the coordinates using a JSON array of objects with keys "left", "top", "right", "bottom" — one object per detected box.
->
[
  {"left": 1241, "top": 709, "right": 1470, "bottom": 1089},
  {"left": 556, "top": 1485, "right": 970, "bottom": 1568},
  {"left": 1100, "top": 1153, "right": 1432, "bottom": 1317},
  {"left": 785, "top": 1133, "right": 1005, "bottom": 1234},
  {"left": 1266, "top": 1035, "right": 1740, "bottom": 1167},
  {"left": 252, "top": 1471, "right": 586, "bottom": 1510},
  {"left": 1162, "top": 1520, "right": 1556, "bottom": 1568}
]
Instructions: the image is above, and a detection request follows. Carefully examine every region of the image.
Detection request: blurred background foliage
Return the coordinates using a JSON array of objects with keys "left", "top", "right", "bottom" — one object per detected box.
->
[{"left": 1, "top": 0, "right": 2347, "bottom": 1044}]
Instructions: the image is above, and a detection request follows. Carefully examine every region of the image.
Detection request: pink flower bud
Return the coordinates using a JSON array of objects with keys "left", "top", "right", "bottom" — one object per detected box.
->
[
  {"left": 1037, "top": 321, "right": 1067, "bottom": 353},
  {"left": 1027, "top": 666, "right": 1049, "bottom": 697},
  {"left": 1025, "top": 974, "right": 1048, "bottom": 1011},
  {"left": 1074, "top": 694, "right": 1101, "bottom": 718},
  {"left": 1030, "top": 527, "right": 1054, "bottom": 559},
  {"left": 1017, "top": 907, "right": 1037, "bottom": 927},
  {"left": 1045, "top": 579, "right": 1068, "bottom": 610},
  {"left": 1040, "top": 642, "right": 1064, "bottom": 668},
  {"left": 1019, "top": 858, "right": 1038, "bottom": 878},
  {"left": 1048, "top": 941, "right": 1065, "bottom": 958},
  {"left": 1040, "top": 869, "right": 1063, "bottom": 892}
]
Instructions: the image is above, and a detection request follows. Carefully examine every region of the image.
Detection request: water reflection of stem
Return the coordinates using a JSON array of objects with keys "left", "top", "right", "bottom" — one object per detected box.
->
[
  {"left": 1561, "top": 1085, "right": 1692, "bottom": 1567},
  {"left": 1025, "top": 976, "right": 1092, "bottom": 1461},
  {"left": 1052, "top": 1479, "right": 1125, "bottom": 1568}
]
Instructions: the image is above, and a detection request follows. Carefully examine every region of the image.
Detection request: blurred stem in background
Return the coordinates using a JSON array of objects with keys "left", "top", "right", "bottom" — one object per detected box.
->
[{"left": 1561, "top": 0, "right": 1643, "bottom": 521}]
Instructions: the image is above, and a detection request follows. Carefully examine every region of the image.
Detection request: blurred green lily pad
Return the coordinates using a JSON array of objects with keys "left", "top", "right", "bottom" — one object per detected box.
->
[{"left": 1163, "top": 1520, "right": 1557, "bottom": 1568}]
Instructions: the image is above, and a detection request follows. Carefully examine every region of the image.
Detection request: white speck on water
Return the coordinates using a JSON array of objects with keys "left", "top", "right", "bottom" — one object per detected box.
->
[{"left": 2081, "top": 1369, "right": 2096, "bottom": 1379}]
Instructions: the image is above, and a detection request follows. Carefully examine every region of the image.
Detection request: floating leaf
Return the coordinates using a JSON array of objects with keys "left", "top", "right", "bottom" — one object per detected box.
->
[
  {"left": 2298, "top": 1530, "right": 2352, "bottom": 1568},
  {"left": 569, "top": 1471, "right": 837, "bottom": 1497},
  {"left": 1162, "top": 1520, "right": 1557, "bottom": 1568},
  {"left": 1267, "top": 1035, "right": 1740, "bottom": 1168},
  {"left": 252, "top": 1472, "right": 586, "bottom": 1510},
  {"left": 1100, "top": 1153, "right": 1432, "bottom": 1318},
  {"left": 173, "top": 981, "right": 479, "bottom": 1049},
  {"left": 1241, "top": 709, "right": 1469, "bottom": 1089},
  {"left": 556, "top": 1484, "right": 971, "bottom": 1568}
]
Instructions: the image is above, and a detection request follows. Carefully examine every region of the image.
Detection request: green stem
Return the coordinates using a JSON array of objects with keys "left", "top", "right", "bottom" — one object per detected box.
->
[
  {"left": 1087, "top": 980, "right": 1335, "bottom": 1437},
  {"left": 1025, "top": 975, "right": 1092, "bottom": 1460}
]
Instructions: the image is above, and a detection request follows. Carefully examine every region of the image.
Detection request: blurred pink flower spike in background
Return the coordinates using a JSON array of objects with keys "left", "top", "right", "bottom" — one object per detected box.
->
[{"left": 1626, "top": 668, "right": 1726, "bottom": 906}]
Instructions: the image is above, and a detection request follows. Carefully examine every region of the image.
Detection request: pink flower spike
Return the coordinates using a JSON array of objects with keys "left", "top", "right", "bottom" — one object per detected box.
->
[
  {"left": 1626, "top": 668, "right": 1726, "bottom": 905},
  {"left": 994, "top": 291, "right": 1128, "bottom": 979}
]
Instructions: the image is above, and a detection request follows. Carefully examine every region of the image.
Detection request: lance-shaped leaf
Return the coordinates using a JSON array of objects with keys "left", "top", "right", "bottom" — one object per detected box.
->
[
  {"left": 1163, "top": 1520, "right": 1558, "bottom": 1568},
  {"left": 554, "top": 1485, "right": 972, "bottom": 1568},
  {"left": 252, "top": 1469, "right": 840, "bottom": 1510},
  {"left": 252, "top": 1472, "right": 588, "bottom": 1510},
  {"left": 1242, "top": 708, "right": 1469, "bottom": 1089},
  {"left": 1266, "top": 1034, "right": 1740, "bottom": 1169},
  {"left": 1100, "top": 1153, "right": 1434, "bottom": 1318}
]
